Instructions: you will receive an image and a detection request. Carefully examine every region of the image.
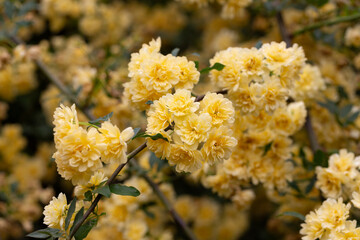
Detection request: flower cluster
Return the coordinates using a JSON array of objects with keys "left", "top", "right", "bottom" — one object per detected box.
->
[
  {"left": 52, "top": 104, "right": 133, "bottom": 184},
  {"left": 146, "top": 89, "right": 237, "bottom": 172},
  {"left": 210, "top": 42, "right": 306, "bottom": 114},
  {"left": 316, "top": 149, "right": 360, "bottom": 199},
  {"left": 300, "top": 198, "right": 360, "bottom": 240},
  {"left": 124, "top": 38, "right": 199, "bottom": 110},
  {"left": 0, "top": 45, "right": 37, "bottom": 101}
]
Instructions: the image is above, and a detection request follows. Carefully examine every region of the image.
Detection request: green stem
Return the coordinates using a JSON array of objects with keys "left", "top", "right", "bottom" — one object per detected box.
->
[{"left": 292, "top": 12, "right": 360, "bottom": 37}]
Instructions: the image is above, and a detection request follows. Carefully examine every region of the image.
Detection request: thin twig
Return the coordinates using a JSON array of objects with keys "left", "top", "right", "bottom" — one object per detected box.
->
[
  {"left": 276, "top": 11, "right": 321, "bottom": 152},
  {"left": 292, "top": 12, "right": 360, "bottom": 37},
  {"left": 68, "top": 142, "right": 147, "bottom": 240},
  {"left": 132, "top": 161, "right": 197, "bottom": 240}
]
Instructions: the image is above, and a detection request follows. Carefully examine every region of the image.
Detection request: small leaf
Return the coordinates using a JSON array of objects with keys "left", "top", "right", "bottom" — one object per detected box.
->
[
  {"left": 262, "top": 141, "right": 273, "bottom": 156},
  {"left": 109, "top": 184, "right": 140, "bottom": 197},
  {"left": 132, "top": 128, "right": 142, "bottom": 140},
  {"left": 278, "top": 211, "right": 305, "bottom": 221},
  {"left": 26, "top": 230, "right": 50, "bottom": 239},
  {"left": 27, "top": 228, "right": 63, "bottom": 239},
  {"left": 19, "top": 2, "right": 38, "bottom": 16},
  {"left": 313, "top": 150, "right": 327, "bottom": 167},
  {"left": 70, "top": 207, "right": 84, "bottom": 234},
  {"left": 305, "top": 176, "right": 317, "bottom": 194},
  {"left": 65, "top": 197, "right": 77, "bottom": 230},
  {"left": 171, "top": 48, "right": 180, "bottom": 56},
  {"left": 345, "top": 111, "right": 360, "bottom": 126},
  {"left": 200, "top": 62, "right": 225, "bottom": 74},
  {"left": 255, "top": 40, "right": 263, "bottom": 49},
  {"left": 339, "top": 104, "right": 352, "bottom": 118},
  {"left": 194, "top": 61, "right": 199, "bottom": 70},
  {"left": 146, "top": 100, "right": 153, "bottom": 105},
  {"left": 84, "top": 191, "right": 92, "bottom": 202},
  {"left": 337, "top": 86, "right": 348, "bottom": 100},
  {"left": 132, "top": 132, "right": 169, "bottom": 142},
  {"left": 287, "top": 180, "right": 302, "bottom": 195},
  {"left": 317, "top": 100, "right": 338, "bottom": 115},
  {"left": 93, "top": 185, "right": 111, "bottom": 198},
  {"left": 88, "top": 112, "right": 113, "bottom": 126},
  {"left": 74, "top": 218, "right": 97, "bottom": 240}
]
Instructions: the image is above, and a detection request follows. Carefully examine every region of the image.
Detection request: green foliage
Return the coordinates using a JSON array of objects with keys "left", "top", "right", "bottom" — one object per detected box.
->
[
  {"left": 278, "top": 211, "right": 305, "bottom": 221},
  {"left": 84, "top": 191, "right": 93, "bottom": 202},
  {"left": 306, "top": 0, "right": 329, "bottom": 7},
  {"left": 74, "top": 218, "right": 98, "bottom": 240},
  {"left": 318, "top": 100, "right": 360, "bottom": 127},
  {"left": 149, "top": 152, "right": 167, "bottom": 170},
  {"left": 65, "top": 197, "right": 77, "bottom": 230},
  {"left": 93, "top": 185, "right": 111, "bottom": 198},
  {"left": 27, "top": 228, "right": 63, "bottom": 239},
  {"left": 262, "top": 141, "right": 273, "bottom": 156},
  {"left": 109, "top": 184, "right": 140, "bottom": 197},
  {"left": 132, "top": 131, "right": 169, "bottom": 142},
  {"left": 70, "top": 207, "right": 85, "bottom": 235},
  {"left": 200, "top": 62, "right": 225, "bottom": 74},
  {"left": 171, "top": 48, "right": 180, "bottom": 56},
  {"left": 88, "top": 112, "right": 113, "bottom": 127}
]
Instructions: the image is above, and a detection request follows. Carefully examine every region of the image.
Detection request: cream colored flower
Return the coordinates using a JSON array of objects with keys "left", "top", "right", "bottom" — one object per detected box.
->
[
  {"left": 200, "top": 92, "right": 235, "bottom": 126},
  {"left": 175, "top": 113, "right": 212, "bottom": 145},
  {"left": 351, "top": 191, "right": 360, "bottom": 209},
  {"left": 43, "top": 193, "right": 68, "bottom": 230},
  {"left": 201, "top": 126, "right": 237, "bottom": 165},
  {"left": 168, "top": 139, "right": 202, "bottom": 173},
  {"left": 165, "top": 89, "right": 199, "bottom": 117},
  {"left": 98, "top": 121, "right": 133, "bottom": 164}
]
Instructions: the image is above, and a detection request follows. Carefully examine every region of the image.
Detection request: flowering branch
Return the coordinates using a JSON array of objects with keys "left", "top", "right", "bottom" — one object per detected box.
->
[
  {"left": 276, "top": 12, "right": 321, "bottom": 152},
  {"left": 9, "top": 35, "right": 198, "bottom": 240},
  {"left": 68, "top": 142, "right": 147, "bottom": 240},
  {"left": 292, "top": 12, "right": 360, "bottom": 37}
]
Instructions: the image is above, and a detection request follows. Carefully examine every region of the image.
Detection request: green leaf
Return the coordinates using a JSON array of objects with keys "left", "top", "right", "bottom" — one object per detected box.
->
[
  {"left": 149, "top": 152, "right": 167, "bottom": 170},
  {"left": 74, "top": 218, "right": 97, "bottom": 240},
  {"left": 93, "top": 185, "right": 111, "bottom": 198},
  {"left": 345, "top": 111, "right": 360, "bottom": 126},
  {"left": 19, "top": 2, "right": 38, "bottom": 16},
  {"left": 313, "top": 150, "right": 328, "bottom": 167},
  {"left": 84, "top": 191, "right": 92, "bottom": 202},
  {"left": 200, "top": 62, "right": 225, "bottom": 74},
  {"left": 27, "top": 228, "right": 63, "bottom": 239},
  {"left": 4, "top": 1, "right": 15, "bottom": 19},
  {"left": 88, "top": 112, "right": 113, "bottom": 126},
  {"left": 194, "top": 61, "right": 199, "bottom": 70},
  {"left": 109, "top": 184, "right": 140, "bottom": 197},
  {"left": 70, "top": 207, "right": 84, "bottom": 234},
  {"left": 317, "top": 100, "right": 338, "bottom": 115},
  {"left": 337, "top": 86, "right": 348, "bottom": 100},
  {"left": 305, "top": 176, "right": 317, "bottom": 194},
  {"left": 171, "top": 48, "right": 180, "bottom": 56},
  {"left": 132, "top": 132, "right": 169, "bottom": 142},
  {"left": 132, "top": 128, "right": 142, "bottom": 140},
  {"left": 278, "top": 211, "right": 305, "bottom": 221},
  {"left": 262, "top": 141, "right": 273, "bottom": 156},
  {"left": 339, "top": 104, "right": 352, "bottom": 118},
  {"left": 287, "top": 180, "right": 302, "bottom": 195},
  {"left": 146, "top": 100, "right": 153, "bottom": 105},
  {"left": 65, "top": 197, "right": 77, "bottom": 230},
  {"left": 306, "top": 0, "right": 328, "bottom": 7},
  {"left": 255, "top": 40, "right": 263, "bottom": 49}
]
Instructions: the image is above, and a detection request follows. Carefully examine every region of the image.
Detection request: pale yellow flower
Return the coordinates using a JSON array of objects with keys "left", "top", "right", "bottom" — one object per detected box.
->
[
  {"left": 168, "top": 139, "right": 202, "bottom": 173},
  {"left": 351, "top": 191, "right": 360, "bottom": 209},
  {"left": 201, "top": 126, "right": 237, "bottom": 165},
  {"left": 43, "top": 193, "right": 68, "bottom": 230},
  {"left": 175, "top": 113, "right": 212, "bottom": 145},
  {"left": 147, "top": 96, "right": 173, "bottom": 133},
  {"left": 165, "top": 89, "right": 199, "bottom": 117},
  {"left": 98, "top": 121, "right": 133, "bottom": 164},
  {"left": 200, "top": 92, "right": 235, "bottom": 126}
]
